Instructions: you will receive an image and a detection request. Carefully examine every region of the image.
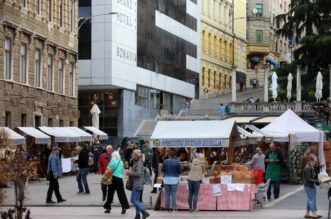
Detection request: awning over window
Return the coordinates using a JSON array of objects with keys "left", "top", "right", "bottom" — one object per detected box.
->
[
  {"left": 52, "top": 127, "right": 81, "bottom": 142},
  {"left": 65, "top": 127, "right": 93, "bottom": 142},
  {"left": 0, "top": 127, "right": 26, "bottom": 145},
  {"left": 17, "top": 127, "right": 51, "bottom": 144},
  {"left": 83, "top": 127, "right": 108, "bottom": 140},
  {"left": 39, "top": 127, "right": 68, "bottom": 143}
]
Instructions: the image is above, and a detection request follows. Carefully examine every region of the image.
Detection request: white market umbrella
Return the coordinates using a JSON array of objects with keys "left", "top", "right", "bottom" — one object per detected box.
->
[
  {"left": 287, "top": 73, "right": 293, "bottom": 102},
  {"left": 315, "top": 71, "right": 323, "bottom": 102},
  {"left": 90, "top": 104, "right": 101, "bottom": 129},
  {"left": 271, "top": 72, "right": 278, "bottom": 102}
]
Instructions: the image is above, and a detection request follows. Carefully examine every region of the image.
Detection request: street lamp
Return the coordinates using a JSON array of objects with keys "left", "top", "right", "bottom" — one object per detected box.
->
[{"left": 78, "top": 12, "right": 117, "bottom": 32}]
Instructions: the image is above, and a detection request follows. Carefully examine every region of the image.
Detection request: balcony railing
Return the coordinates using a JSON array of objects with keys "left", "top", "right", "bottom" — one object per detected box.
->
[{"left": 229, "top": 102, "right": 315, "bottom": 114}]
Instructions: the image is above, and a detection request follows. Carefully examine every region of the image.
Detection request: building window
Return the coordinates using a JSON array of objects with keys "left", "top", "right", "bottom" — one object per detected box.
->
[
  {"left": 224, "top": 75, "right": 227, "bottom": 88},
  {"left": 35, "top": 115, "right": 41, "bottom": 127},
  {"left": 47, "top": 55, "right": 53, "bottom": 91},
  {"left": 213, "top": 0, "right": 216, "bottom": 18},
  {"left": 59, "top": 120, "right": 64, "bottom": 127},
  {"left": 70, "top": 121, "right": 74, "bottom": 127},
  {"left": 48, "top": 0, "right": 52, "bottom": 21},
  {"left": 36, "top": 0, "right": 41, "bottom": 14},
  {"left": 256, "top": 30, "right": 263, "bottom": 44},
  {"left": 69, "top": 62, "right": 74, "bottom": 96},
  {"left": 20, "top": 44, "right": 27, "bottom": 84},
  {"left": 60, "top": 0, "right": 64, "bottom": 27},
  {"left": 48, "top": 118, "right": 53, "bottom": 126},
  {"left": 219, "top": 1, "right": 222, "bottom": 22},
  {"left": 208, "top": 69, "right": 211, "bottom": 87},
  {"left": 213, "top": 71, "right": 216, "bottom": 88},
  {"left": 256, "top": 3, "right": 263, "bottom": 17},
  {"left": 5, "top": 111, "right": 11, "bottom": 128},
  {"left": 207, "top": 0, "right": 211, "bottom": 17},
  {"left": 70, "top": 0, "right": 74, "bottom": 32},
  {"left": 202, "top": 67, "right": 205, "bottom": 86},
  {"left": 21, "top": 114, "right": 27, "bottom": 127},
  {"left": 34, "top": 49, "right": 41, "bottom": 87},
  {"left": 4, "top": 38, "right": 12, "bottom": 79},
  {"left": 58, "top": 59, "right": 64, "bottom": 94},
  {"left": 219, "top": 73, "right": 222, "bottom": 90},
  {"left": 21, "top": 0, "right": 26, "bottom": 8}
]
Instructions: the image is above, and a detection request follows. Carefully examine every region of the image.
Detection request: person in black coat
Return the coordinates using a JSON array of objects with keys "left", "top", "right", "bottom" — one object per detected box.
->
[{"left": 75, "top": 146, "right": 90, "bottom": 194}]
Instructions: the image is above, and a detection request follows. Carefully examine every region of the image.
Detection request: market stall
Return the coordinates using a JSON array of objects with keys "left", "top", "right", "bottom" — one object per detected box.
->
[
  {"left": 150, "top": 120, "right": 257, "bottom": 211},
  {"left": 17, "top": 127, "right": 51, "bottom": 177}
]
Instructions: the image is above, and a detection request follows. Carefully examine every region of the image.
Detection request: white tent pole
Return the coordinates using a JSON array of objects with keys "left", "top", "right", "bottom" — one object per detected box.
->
[{"left": 296, "top": 65, "right": 301, "bottom": 102}]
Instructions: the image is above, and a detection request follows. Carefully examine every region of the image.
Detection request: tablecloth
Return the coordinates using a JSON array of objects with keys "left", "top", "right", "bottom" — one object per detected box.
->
[{"left": 160, "top": 183, "right": 256, "bottom": 211}]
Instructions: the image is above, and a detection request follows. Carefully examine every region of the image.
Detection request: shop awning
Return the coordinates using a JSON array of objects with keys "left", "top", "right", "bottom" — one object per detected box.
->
[
  {"left": 0, "top": 127, "right": 26, "bottom": 145},
  {"left": 65, "top": 127, "right": 93, "bottom": 142},
  {"left": 52, "top": 127, "right": 81, "bottom": 142},
  {"left": 17, "top": 127, "right": 51, "bottom": 144},
  {"left": 83, "top": 126, "right": 108, "bottom": 140},
  {"left": 224, "top": 117, "right": 257, "bottom": 124},
  {"left": 150, "top": 120, "right": 239, "bottom": 148},
  {"left": 39, "top": 127, "right": 68, "bottom": 143}
]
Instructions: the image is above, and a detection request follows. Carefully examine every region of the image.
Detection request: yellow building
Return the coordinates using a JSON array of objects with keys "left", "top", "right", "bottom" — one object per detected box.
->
[{"left": 200, "top": 0, "right": 247, "bottom": 98}]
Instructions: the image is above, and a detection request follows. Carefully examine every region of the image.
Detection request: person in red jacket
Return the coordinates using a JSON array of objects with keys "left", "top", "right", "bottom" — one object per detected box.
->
[{"left": 98, "top": 145, "right": 113, "bottom": 201}]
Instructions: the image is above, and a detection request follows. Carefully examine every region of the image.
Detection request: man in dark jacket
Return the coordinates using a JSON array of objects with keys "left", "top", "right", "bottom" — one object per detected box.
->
[
  {"left": 151, "top": 147, "right": 163, "bottom": 193},
  {"left": 91, "top": 139, "right": 103, "bottom": 173},
  {"left": 75, "top": 146, "right": 90, "bottom": 194}
]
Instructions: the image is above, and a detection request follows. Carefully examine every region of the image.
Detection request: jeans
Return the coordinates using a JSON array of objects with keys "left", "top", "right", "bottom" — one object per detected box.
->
[
  {"left": 304, "top": 186, "right": 317, "bottom": 212},
  {"left": 131, "top": 188, "right": 145, "bottom": 215},
  {"left": 93, "top": 153, "right": 101, "bottom": 173},
  {"left": 164, "top": 184, "right": 178, "bottom": 210},
  {"left": 267, "top": 180, "right": 280, "bottom": 199},
  {"left": 188, "top": 180, "right": 201, "bottom": 209},
  {"left": 76, "top": 168, "right": 90, "bottom": 193}
]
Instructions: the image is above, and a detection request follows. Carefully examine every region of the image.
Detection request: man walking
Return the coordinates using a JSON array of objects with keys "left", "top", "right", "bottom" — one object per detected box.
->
[
  {"left": 265, "top": 143, "right": 283, "bottom": 200},
  {"left": 91, "top": 139, "right": 103, "bottom": 174},
  {"left": 218, "top": 103, "right": 226, "bottom": 119},
  {"left": 75, "top": 146, "right": 90, "bottom": 194},
  {"left": 46, "top": 147, "right": 66, "bottom": 204},
  {"left": 203, "top": 87, "right": 209, "bottom": 99},
  {"left": 142, "top": 141, "right": 153, "bottom": 175},
  {"left": 98, "top": 145, "right": 113, "bottom": 201}
]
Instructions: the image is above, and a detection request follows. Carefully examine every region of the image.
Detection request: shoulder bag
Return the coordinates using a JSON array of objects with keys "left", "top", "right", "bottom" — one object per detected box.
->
[{"left": 101, "top": 160, "right": 121, "bottom": 186}]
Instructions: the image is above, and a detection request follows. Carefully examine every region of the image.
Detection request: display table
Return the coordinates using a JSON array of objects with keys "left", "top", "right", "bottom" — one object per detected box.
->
[{"left": 160, "top": 183, "right": 256, "bottom": 211}]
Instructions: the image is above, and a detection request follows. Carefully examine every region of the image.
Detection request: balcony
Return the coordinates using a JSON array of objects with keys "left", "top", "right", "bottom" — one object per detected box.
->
[
  {"left": 247, "top": 44, "right": 270, "bottom": 56},
  {"left": 228, "top": 102, "right": 315, "bottom": 115}
]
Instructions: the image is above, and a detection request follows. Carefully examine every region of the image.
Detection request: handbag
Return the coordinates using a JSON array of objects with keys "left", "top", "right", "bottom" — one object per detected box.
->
[
  {"left": 125, "top": 177, "right": 134, "bottom": 191},
  {"left": 101, "top": 161, "right": 121, "bottom": 186}
]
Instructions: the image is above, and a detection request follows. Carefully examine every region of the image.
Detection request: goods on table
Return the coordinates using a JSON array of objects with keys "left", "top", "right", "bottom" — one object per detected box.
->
[
  {"left": 204, "top": 164, "right": 256, "bottom": 184},
  {"left": 324, "top": 141, "right": 331, "bottom": 176},
  {"left": 289, "top": 144, "right": 306, "bottom": 184}
]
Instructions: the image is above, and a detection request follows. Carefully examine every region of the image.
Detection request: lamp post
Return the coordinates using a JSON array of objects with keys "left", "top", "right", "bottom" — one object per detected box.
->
[{"left": 78, "top": 12, "right": 117, "bottom": 32}]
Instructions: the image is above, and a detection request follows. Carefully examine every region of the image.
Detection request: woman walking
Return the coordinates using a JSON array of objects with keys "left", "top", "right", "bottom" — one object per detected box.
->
[
  {"left": 127, "top": 149, "right": 150, "bottom": 219},
  {"left": 302, "top": 154, "right": 321, "bottom": 219},
  {"left": 103, "top": 151, "right": 130, "bottom": 214},
  {"left": 187, "top": 153, "right": 205, "bottom": 212}
]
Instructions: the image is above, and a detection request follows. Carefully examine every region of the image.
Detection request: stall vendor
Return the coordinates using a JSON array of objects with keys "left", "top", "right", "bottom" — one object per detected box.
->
[{"left": 265, "top": 143, "right": 283, "bottom": 200}]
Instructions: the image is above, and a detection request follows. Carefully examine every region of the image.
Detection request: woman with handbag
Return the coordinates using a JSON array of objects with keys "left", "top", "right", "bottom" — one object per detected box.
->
[
  {"left": 103, "top": 151, "right": 130, "bottom": 214},
  {"left": 127, "top": 149, "right": 150, "bottom": 219}
]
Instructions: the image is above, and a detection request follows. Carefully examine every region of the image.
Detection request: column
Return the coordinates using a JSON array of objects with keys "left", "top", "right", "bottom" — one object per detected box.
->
[
  {"left": 231, "top": 67, "right": 236, "bottom": 102},
  {"left": 296, "top": 65, "right": 301, "bottom": 102},
  {"left": 264, "top": 64, "right": 269, "bottom": 102}
]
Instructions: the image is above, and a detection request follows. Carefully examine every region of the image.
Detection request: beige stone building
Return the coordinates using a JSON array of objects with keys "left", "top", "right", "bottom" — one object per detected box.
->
[
  {"left": 246, "top": 0, "right": 290, "bottom": 88},
  {"left": 0, "top": 0, "right": 78, "bottom": 128}
]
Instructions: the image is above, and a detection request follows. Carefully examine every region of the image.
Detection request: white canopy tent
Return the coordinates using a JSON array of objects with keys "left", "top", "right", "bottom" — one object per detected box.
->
[
  {"left": 17, "top": 127, "right": 51, "bottom": 144},
  {"left": 0, "top": 127, "right": 26, "bottom": 145},
  {"left": 39, "top": 127, "right": 68, "bottom": 143},
  {"left": 65, "top": 127, "right": 93, "bottom": 142},
  {"left": 150, "top": 120, "right": 240, "bottom": 148},
  {"left": 52, "top": 127, "right": 81, "bottom": 142},
  {"left": 261, "top": 109, "right": 325, "bottom": 168}
]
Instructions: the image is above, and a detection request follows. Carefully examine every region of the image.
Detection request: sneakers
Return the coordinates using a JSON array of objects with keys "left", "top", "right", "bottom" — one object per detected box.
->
[{"left": 189, "top": 208, "right": 193, "bottom": 213}]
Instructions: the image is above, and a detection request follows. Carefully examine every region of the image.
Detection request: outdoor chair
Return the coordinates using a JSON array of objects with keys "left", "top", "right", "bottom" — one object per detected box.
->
[
  {"left": 255, "top": 179, "right": 271, "bottom": 206},
  {"left": 328, "top": 187, "right": 331, "bottom": 219}
]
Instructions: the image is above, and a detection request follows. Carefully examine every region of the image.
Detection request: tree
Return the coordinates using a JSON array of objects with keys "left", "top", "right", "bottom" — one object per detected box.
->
[{"left": 276, "top": 0, "right": 331, "bottom": 68}]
